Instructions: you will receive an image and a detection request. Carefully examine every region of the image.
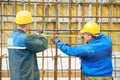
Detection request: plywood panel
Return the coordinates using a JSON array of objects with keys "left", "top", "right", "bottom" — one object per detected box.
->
[
  {"left": 70, "top": 23, "right": 78, "bottom": 44},
  {"left": 102, "top": 5, "right": 108, "bottom": 16},
  {"left": 0, "top": 22, "right": 1, "bottom": 48},
  {"left": 81, "top": 5, "right": 88, "bottom": 16},
  {"left": 92, "top": 5, "right": 96, "bottom": 16},
  {"left": 60, "top": 22, "right": 69, "bottom": 31},
  {"left": 3, "top": 22, "right": 13, "bottom": 47},
  {"left": 59, "top": 34, "right": 69, "bottom": 43},
  {"left": 0, "top": 3, "right": 1, "bottom": 15},
  {"left": 71, "top": 5, "right": 77, "bottom": 16},
  {"left": 47, "top": 22, "right": 55, "bottom": 30},
  {"left": 48, "top": 4, "right": 56, "bottom": 16},
  {"left": 26, "top": 4, "right": 34, "bottom": 15},
  {"left": 113, "top": 5, "right": 120, "bottom": 17},
  {"left": 4, "top": 4, "right": 12, "bottom": 15},
  {"left": 37, "top": 22, "right": 43, "bottom": 29},
  {"left": 111, "top": 23, "right": 120, "bottom": 51},
  {"left": 37, "top": 3, "right": 43, "bottom": 16},
  {"left": 101, "top": 23, "right": 109, "bottom": 35},
  {"left": 60, "top": 4, "right": 68, "bottom": 16},
  {"left": 3, "top": 22, "right": 13, "bottom": 29},
  {"left": 0, "top": 21, "right": 2, "bottom": 29},
  {"left": 15, "top": 4, "right": 23, "bottom": 13}
]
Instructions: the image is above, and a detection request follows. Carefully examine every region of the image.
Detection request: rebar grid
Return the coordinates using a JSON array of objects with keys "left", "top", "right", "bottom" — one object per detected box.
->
[{"left": 0, "top": 0, "right": 120, "bottom": 80}]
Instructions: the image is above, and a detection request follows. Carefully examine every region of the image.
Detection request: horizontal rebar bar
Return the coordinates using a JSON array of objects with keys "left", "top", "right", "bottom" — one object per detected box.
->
[
  {"left": 1, "top": 29, "right": 120, "bottom": 32},
  {"left": 0, "top": 55, "right": 120, "bottom": 59},
  {"left": 0, "top": 15, "right": 120, "bottom": 18},
  {"left": 0, "top": 1, "right": 120, "bottom": 5}
]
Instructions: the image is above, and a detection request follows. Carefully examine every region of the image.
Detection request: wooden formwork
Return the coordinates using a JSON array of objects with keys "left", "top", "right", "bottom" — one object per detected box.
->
[{"left": 0, "top": 0, "right": 120, "bottom": 80}]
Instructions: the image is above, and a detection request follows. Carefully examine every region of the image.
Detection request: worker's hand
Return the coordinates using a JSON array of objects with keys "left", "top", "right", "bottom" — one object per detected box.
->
[
  {"left": 37, "top": 27, "right": 44, "bottom": 34},
  {"left": 35, "top": 27, "right": 47, "bottom": 38},
  {"left": 51, "top": 35, "right": 60, "bottom": 44}
]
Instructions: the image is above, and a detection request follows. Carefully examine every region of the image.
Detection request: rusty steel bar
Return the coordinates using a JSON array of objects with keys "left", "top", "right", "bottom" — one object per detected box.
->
[
  {"left": 41, "top": 0, "right": 45, "bottom": 80},
  {"left": 28, "top": 0, "right": 31, "bottom": 34},
  {"left": 28, "top": 0, "right": 31, "bottom": 11},
  {"left": 108, "top": 0, "right": 113, "bottom": 36},
  {"left": 58, "top": 54, "right": 63, "bottom": 77},
  {"left": 1, "top": 54, "right": 120, "bottom": 59},
  {"left": 1, "top": 29, "right": 120, "bottom": 32},
  {"left": 1, "top": 42, "right": 120, "bottom": 48},
  {"left": 75, "top": 1, "right": 77, "bottom": 79},
  {"left": 46, "top": 50, "right": 49, "bottom": 80},
  {"left": 81, "top": 0, "right": 85, "bottom": 80},
  {"left": 1, "top": 69, "right": 120, "bottom": 78},
  {"left": 1, "top": 14, "right": 120, "bottom": 18},
  {"left": 1, "top": 1, "right": 120, "bottom": 5},
  {"left": 46, "top": 1, "right": 49, "bottom": 79},
  {"left": 0, "top": 25, "right": 1, "bottom": 79},
  {"left": 1, "top": 70, "right": 82, "bottom": 78},
  {"left": 15, "top": 0, "right": 17, "bottom": 14},
  {"left": 74, "top": 57, "right": 77, "bottom": 80},
  {"left": 68, "top": 0, "right": 72, "bottom": 80},
  {"left": 54, "top": 0, "right": 58, "bottom": 79},
  {"left": 96, "top": 0, "right": 98, "bottom": 23},
  {"left": 100, "top": 0, "right": 103, "bottom": 29},
  {"left": 112, "top": 54, "right": 117, "bottom": 77},
  {"left": 0, "top": 2, "right": 2, "bottom": 80},
  {"left": 42, "top": 51, "right": 45, "bottom": 80}
]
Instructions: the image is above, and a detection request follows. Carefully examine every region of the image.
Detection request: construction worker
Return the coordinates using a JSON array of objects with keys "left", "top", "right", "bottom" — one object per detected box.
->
[
  {"left": 7, "top": 10, "right": 48, "bottom": 80},
  {"left": 51, "top": 22, "right": 113, "bottom": 80}
]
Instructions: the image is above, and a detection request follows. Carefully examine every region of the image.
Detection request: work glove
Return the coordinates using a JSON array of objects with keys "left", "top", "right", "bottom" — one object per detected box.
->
[
  {"left": 34, "top": 27, "right": 46, "bottom": 38},
  {"left": 37, "top": 27, "right": 47, "bottom": 38},
  {"left": 37, "top": 27, "right": 44, "bottom": 34},
  {"left": 51, "top": 35, "right": 60, "bottom": 44}
]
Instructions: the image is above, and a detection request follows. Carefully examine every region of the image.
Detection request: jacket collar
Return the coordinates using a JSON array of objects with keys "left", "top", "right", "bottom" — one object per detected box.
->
[
  {"left": 14, "top": 29, "right": 25, "bottom": 33},
  {"left": 87, "top": 33, "right": 102, "bottom": 43}
]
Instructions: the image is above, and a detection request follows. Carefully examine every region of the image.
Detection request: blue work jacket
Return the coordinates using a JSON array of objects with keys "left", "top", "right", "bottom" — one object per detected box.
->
[
  {"left": 8, "top": 29, "right": 48, "bottom": 80},
  {"left": 56, "top": 33, "right": 113, "bottom": 76}
]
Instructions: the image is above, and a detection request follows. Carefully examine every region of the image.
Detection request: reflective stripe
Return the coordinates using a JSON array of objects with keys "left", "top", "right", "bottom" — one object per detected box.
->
[{"left": 8, "top": 46, "right": 26, "bottom": 49}]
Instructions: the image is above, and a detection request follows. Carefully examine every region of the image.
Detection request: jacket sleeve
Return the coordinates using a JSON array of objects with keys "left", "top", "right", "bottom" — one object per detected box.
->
[
  {"left": 56, "top": 41, "right": 91, "bottom": 57},
  {"left": 25, "top": 34, "right": 48, "bottom": 53}
]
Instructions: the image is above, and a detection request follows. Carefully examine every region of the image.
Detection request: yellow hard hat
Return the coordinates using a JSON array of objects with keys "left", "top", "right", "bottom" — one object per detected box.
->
[
  {"left": 80, "top": 22, "right": 100, "bottom": 35},
  {"left": 15, "top": 10, "right": 33, "bottom": 24}
]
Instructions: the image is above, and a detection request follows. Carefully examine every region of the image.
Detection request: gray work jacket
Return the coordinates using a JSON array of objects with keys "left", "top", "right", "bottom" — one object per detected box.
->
[{"left": 8, "top": 29, "right": 48, "bottom": 80}]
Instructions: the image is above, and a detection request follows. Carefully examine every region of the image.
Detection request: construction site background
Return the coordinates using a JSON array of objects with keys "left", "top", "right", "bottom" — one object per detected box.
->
[{"left": 0, "top": 0, "right": 120, "bottom": 80}]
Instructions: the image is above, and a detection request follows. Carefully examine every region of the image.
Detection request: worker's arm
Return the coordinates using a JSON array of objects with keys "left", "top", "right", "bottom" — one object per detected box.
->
[
  {"left": 56, "top": 41, "right": 91, "bottom": 57},
  {"left": 25, "top": 34, "right": 48, "bottom": 53}
]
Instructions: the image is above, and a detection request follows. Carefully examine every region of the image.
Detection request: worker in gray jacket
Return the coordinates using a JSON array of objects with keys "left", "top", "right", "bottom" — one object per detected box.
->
[{"left": 7, "top": 10, "right": 48, "bottom": 80}]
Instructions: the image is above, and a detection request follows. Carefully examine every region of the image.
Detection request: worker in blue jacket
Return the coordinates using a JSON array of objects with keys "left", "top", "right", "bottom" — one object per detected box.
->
[
  {"left": 8, "top": 10, "right": 48, "bottom": 80},
  {"left": 51, "top": 22, "right": 113, "bottom": 80}
]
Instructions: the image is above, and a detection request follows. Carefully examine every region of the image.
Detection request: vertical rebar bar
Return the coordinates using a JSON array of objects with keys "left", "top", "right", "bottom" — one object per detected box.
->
[
  {"left": 42, "top": 0, "right": 45, "bottom": 80},
  {"left": 28, "top": 0, "right": 30, "bottom": 11},
  {"left": 0, "top": 18, "right": 1, "bottom": 80},
  {"left": 96, "top": 0, "right": 98, "bottom": 23},
  {"left": 114, "top": 55, "right": 116, "bottom": 77},
  {"left": 75, "top": 0, "right": 77, "bottom": 79},
  {"left": 81, "top": 0, "right": 85, "bottom": 80},
  {"left": 0, "top": 2, "right": 2, "bottom": 80},
  {"left": 108, "top": 0, "right": 112, "bottom": 36},
  {"left": 68, "top": 0, "right": 72, "bottom": 80},
  {"left": 54, "top": 0, "right": 58, "bottom": 80}
]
